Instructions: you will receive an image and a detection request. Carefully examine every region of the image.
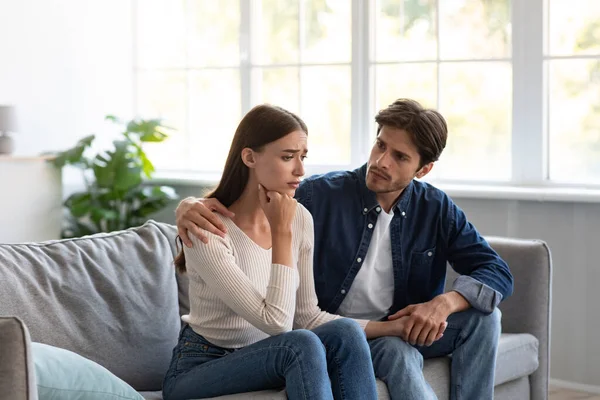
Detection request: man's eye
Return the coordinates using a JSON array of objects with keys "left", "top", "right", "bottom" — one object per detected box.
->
[
  {"left": 282, "top": 156, "right": 293, "bottom": 161},
  {"left": 377, "top": 141, "right": 385, "bottom": 149}
]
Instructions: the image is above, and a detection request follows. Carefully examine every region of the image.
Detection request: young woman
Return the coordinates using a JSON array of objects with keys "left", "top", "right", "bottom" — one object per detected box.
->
[{"left": 162, "top": 104, "right": 378, "bottom": 400}]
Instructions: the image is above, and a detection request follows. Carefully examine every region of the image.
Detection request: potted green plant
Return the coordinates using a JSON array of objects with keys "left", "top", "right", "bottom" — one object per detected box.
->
[{"left": 50, "top": 116, "right": 179, "bottom": 238}]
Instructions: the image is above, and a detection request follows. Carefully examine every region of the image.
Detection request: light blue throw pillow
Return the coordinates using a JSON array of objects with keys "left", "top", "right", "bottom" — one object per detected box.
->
[{"left": 31, "top": 342, "right": 145, "bottom": 400}]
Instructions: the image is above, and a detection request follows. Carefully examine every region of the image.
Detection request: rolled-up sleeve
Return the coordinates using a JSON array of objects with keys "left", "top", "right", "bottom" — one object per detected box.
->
[{"left": 452, "top": 275, "right": 503, "bottom": 313}]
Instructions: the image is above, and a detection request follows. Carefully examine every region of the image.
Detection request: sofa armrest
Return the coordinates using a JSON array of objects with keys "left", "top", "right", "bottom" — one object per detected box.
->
[
  {"left": 486, "top": 237, "right": 552, "bottom": 400},
  {"left": 0, "top": 316, "right": 38, "bottom": 400}
]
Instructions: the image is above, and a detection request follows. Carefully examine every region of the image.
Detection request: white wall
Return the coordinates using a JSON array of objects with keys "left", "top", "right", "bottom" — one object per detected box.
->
[{"left": 0, "top": 0, "right": 133, "bottom": 165}]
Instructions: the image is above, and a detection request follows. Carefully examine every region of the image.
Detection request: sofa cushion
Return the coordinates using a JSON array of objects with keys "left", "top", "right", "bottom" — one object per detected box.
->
[
  {"left": 0, "top": 221, "right": 180, "bottom": 391},
  {"left": 32, "top": 342, "right": 144, "bottom": 400},
  {"left": 138, "top": 392, "right": 163, "bottom": 400},
  {"left": 423, "top": 356, "right": 451, "bottom": 398},
  {"left": 494, "top": 333, "right": 539, "bottom": 386},
  {"left": 420, "top": 333, "right": 538, "bottom": 400}
]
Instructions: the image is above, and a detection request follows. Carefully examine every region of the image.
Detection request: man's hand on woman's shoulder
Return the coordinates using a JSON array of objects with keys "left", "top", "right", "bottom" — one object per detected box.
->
[{"left": 175, "top": 197, "right": 235, "bottom": 247}]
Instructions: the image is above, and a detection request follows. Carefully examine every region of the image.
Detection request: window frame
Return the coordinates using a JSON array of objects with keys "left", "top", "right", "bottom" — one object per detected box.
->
[{"left": 133, "top": 0, "right": 600, "bottom": 190}]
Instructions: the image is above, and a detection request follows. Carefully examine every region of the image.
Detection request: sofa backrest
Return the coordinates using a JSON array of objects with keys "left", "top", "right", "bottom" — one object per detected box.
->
[{"left": 0, "top": 220, "right": 181, "bottom": 391}]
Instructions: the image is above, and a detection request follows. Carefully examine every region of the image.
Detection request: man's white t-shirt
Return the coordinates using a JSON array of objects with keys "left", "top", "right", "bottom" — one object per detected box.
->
[{"left": 338, "top": 208, "right": 395, "bottom": 321}]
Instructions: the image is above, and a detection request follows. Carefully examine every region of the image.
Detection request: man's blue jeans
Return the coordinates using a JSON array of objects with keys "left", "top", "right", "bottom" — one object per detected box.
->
[
  {"left": 162, "top": 318, "right": 378, "bottom": 400},
  {"left": 369, "top": 308, "right": 502, "bottom": 400}
]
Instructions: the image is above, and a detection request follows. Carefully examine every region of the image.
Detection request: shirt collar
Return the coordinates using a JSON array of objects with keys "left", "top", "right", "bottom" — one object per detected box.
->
[{"left": 355, "top": 163, "right": 414, "bottom": 217}]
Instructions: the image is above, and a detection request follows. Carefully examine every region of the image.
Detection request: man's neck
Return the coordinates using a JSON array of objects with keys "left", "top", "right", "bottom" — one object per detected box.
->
[{"left": 375, "top": 189, "right": 404, "bottom": 213}]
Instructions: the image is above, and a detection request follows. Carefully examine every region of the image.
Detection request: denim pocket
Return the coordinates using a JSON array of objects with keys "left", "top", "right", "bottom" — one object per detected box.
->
[
  {"left": 408, "top": 247, "right": 436, "bottom": 298},
  {"left": 411, "top": 247, "right": 436, "bottom": 266},
  {"left": 180, "top": 339, "right": 229, "bottom": 357},
  {"left": 175, "top": 327, "right": 231, "bottom": 373}
]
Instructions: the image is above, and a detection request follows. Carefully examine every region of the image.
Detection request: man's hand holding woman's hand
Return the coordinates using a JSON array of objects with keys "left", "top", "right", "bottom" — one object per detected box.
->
[
  {"left": 366, "top": 315, "right": 446, "bottom": 345},
  {"left": 386, "top": 292, "right": 469, "bottom": 346},
  {"left": 386, "top": 294, "right": 461, "bottom": 346}
]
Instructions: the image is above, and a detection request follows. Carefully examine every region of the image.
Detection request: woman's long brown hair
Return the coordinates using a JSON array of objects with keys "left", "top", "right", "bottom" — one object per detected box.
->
[{"left": 174, "top": 104, "right": 307, "bottom": 273}]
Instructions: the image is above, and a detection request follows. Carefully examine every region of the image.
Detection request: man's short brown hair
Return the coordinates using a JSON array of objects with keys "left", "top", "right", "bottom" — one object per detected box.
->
[{"left": 375, "top": 99, "right": 448, "bottom": 168}]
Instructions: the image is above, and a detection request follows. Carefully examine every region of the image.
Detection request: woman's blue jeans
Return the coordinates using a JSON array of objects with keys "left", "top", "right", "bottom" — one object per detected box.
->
[{"left": 162, "top": 318, "right": 378, "bottom": 400}]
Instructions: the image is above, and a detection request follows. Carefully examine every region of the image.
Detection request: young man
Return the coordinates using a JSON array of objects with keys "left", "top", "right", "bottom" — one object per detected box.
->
[{"left": 175, "top": 98, "right": 514, "bottom": 399}]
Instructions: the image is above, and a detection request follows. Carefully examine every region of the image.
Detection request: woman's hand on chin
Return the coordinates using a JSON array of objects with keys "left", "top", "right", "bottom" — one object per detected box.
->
[{"left": 258, "top": 184, "right": 296, "bottom": 234}]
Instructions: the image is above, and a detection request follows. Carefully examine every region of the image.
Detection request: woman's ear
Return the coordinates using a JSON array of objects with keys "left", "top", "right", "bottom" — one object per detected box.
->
[{"left": 241, "top": 148, "right": 256, "bottom": 168}]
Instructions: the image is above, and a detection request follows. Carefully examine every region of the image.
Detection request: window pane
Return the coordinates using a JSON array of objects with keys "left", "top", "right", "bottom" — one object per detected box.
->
[
  {"left": 137, "top": 72, "right": 187, "bottom": 171},
  {"left": 188, "top": 70, "right": 242, "bottom": 171},
  {"left": 374, "top": 63, "right": 437, "bottom": 114},
  {"left": 437, "top": 62, "right": 512, "bottom": 181},
  {"left": 302, "top": 1, "right": 351, "bottom": 63},
  {"left": 136, "top": 0, "right": 186, "bottom": 68},
  {"left": 547, "top": 0, "right": 600, "bottom": 56},
  {"left": 257, "top": 0, "right": 299, "bottom": 64},
  {"left": 256, "top": 67, "right": 300, "bottom": 113},
  {"left": 548, "top": 60, "right": 600, "bottom": 183},
  {"left": 439, "top": 0, "right": 511, "bottom": 59},
  {"left": 187, "top": 0, "right": 240, "bottom": 67},
  {"left": 300, "top": 66, "right": 351, "bottom": 165},
  {"left": 375, "top": 0, "right": 437, "bottom": 62}
]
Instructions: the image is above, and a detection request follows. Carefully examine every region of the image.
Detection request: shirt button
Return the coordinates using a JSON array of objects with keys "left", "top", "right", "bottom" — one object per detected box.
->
[
  {"left": 401, "top": 211, "right": 406, "bottom": 216},
  {"left": 427, "top": 251, "right": 433, "bottom": 257},
  {"left": 363, "top": 208, "right": 368, "bottom": 213},
  {"left": 357, "top": 257, "right": 362, "bottom": 263},
  {"left": 376, "top": 207, "right": 381, "bottom": 212},
  {"left": 341, "top": 289, "right": 346, "bottom": 294},
  {"left": 368, "top": 223, "right": 373, "bottom": 229}
]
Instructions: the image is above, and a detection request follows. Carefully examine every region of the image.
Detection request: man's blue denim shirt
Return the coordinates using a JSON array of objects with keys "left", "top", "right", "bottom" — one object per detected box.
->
[{"left": 295, "top": 164, "right": 514, "bottom": 316}]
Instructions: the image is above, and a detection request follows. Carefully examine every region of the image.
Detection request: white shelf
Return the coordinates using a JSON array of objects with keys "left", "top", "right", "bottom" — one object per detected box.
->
[{"left": 0, "top": 159, "right": 62, "bottom": 243}]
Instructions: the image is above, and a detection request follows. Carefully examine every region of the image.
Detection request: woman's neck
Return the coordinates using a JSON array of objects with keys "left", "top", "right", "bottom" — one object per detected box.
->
[{"left": 229, "top": 180, "right": 269, "bottom": 230}]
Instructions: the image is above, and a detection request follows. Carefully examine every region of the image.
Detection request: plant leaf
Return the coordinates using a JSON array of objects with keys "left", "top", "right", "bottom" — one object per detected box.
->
[
  {"left": 129, "top": 185, "right": 179, "bottom": 217},
  {"left": 139, "top": 129, "right": 169, "bottom": 142},
  {"left": 105, "top": 115, "right": 121, "bottom": 124},
  {"left": 126, "top": 118, "right": 172, "bottom": 142},
  {"left": 139, "top": 150, "right": 155, "bottom": 177},
  {"left": 90, "top": 207, "right": 119, "bottom": 222},
  {"left": 51, "top": 135, "right": 95, "bottom": 168},
  {"left": 93, "top": 140, "right": 143, "bottom": 192},
  {"left": 64, "top": 192, "right": 93, "bottom": 218},
  {"left": 55, "top": 115, "right": 179, "bottom": 237}
]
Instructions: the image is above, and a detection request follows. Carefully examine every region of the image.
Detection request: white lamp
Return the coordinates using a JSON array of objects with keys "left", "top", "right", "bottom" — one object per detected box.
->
[{"left": 0, "top": 105, "right": 17, "bottom": 155}]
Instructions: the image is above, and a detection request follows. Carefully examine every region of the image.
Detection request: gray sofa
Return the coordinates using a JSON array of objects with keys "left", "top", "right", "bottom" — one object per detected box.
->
[{"left": 0, "top": 220, "right": 551, "bottom": 400}]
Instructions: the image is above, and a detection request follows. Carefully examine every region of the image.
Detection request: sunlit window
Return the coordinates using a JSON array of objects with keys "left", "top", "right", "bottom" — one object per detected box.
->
[
  {"left": 546, "top": 0, "right": 600, "bottom": 184},
  {"left": 134, "top": 0, "right": 600, "bottom": 186},
  {"left": 254, "top": 0, "right": 352, "bottom": 167},
  {"left": 136, "top": 0, "right": 351, "bottom": 173}
]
